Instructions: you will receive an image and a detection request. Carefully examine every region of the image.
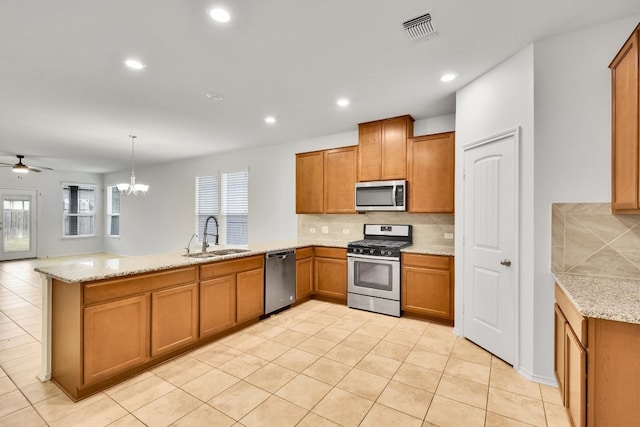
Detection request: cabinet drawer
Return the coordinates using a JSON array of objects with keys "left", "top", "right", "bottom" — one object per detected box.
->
[
  {"left": 402, "top": 253, "right": 451, "bottom": 270},
  {"left": 200, "top": 255, "right": 264, "bottom": 280},
  {"left": 314, "top": 247, "right": 347, "bottom": 259},
  {"left": 555, "top": 284, "right": 587, "bottom": 347},
  {"left": 84, "top": 267, "right": 197, "bottom": 305},
  {"left": 296, "top": 247, "right": 314, "bottom": 260}
]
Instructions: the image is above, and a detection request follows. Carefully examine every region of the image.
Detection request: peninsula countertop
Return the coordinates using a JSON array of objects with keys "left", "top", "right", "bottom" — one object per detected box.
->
[
  {"left": 34, "top": 239, "right": 454, "bottom": 284},
  {"left": 554, "top": 272, "right": 640, "bottom": 325}
]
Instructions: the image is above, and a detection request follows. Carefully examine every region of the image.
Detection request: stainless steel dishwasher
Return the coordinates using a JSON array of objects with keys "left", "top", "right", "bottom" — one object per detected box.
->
[{"left": 264, "top": 248, "right": 296, "bottom": 315}]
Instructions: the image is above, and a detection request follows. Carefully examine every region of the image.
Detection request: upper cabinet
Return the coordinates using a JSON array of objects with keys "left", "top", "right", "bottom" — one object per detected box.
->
[
  {"left": 296, "top": 146, "right": 357, "bottom": 214},
  {"left": 610, "top": 23, "right": 640, "bottom": 214},
  {"left": 357, "top": 115, "right": 414, "bottom": 181},
  {"left": 407, "top": 132, "right": 455, "bottom": 213}
]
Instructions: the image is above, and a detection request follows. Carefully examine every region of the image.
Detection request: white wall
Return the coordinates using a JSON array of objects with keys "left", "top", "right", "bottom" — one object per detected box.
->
[
  {"left": 455, "top": 45, "right": 536, "bottom": 377},
  {"left": 532, "top": 15, "right": 640, "bottom": 382},
  {"left": 0, "top": 168, "right": 104, "bottom": 258}
]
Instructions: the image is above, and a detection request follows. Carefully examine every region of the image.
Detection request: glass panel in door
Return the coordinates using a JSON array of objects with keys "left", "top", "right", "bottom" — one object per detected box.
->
[{"left": 1, "top": 189, "right": 37, "bottom": 260}]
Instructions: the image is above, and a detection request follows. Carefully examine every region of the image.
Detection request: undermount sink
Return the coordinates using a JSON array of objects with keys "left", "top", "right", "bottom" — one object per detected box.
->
[{"left": 183, "top": 248, "right": 251, "bottom": 258}]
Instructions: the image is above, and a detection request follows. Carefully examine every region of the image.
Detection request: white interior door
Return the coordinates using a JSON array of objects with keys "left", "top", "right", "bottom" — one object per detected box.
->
[
  {"left": 462, "top": 129, "right": 519, "bottom": 365},
  {"left": 1, "top": 188, "right": 37, "bottom": 260}
]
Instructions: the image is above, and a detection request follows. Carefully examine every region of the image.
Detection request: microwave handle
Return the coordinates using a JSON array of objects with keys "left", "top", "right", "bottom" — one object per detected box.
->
[{"left": 395, "top": 184, "right": 404, "bottom": 206}]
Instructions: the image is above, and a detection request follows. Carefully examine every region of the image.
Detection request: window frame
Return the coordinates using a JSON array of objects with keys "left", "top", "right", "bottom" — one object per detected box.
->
[
  {"left": 106, "top": 185, "right": 120, "bottom": 238},
  {"left": 62, "top": 182, "right": 97, "bottom": 239}
]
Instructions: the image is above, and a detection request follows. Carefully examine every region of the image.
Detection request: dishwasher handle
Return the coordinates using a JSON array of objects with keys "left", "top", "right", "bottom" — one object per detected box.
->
[{"left": 266, "top": 249, "right": 296, "bottom": 259}]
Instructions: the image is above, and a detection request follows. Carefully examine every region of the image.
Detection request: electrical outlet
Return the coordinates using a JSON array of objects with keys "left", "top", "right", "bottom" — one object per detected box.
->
[
  {"left": 321, "top": 226, "right": 329, "bottom": 234},
  {"left": 342, "top": 229, "right": 350, "bottom": 235},
  {"left": 309, "top": 228, "right": 316, "bottom": 234},
  {"left": 444, "top": 233, "right": 454, "bottom": 239}
]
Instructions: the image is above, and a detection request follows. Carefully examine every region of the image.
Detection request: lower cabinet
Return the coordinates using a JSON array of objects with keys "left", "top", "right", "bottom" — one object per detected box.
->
[
  {"left": 150, "top": 283, "right": 198, "bottom": 357},
  {"left": 314, "top": 247, "right": 347, "bottom": 302},
  {"left": 401, "top": 253, "right": 454, "bottom": 322},
  {"left": 200, "top": 275, "right": 236, "bottom": 337},
  {"left": 237, "top": 268, "right": 265, "bottom": 323},
  {"left": 295, "top": 247, "right": 314, "bottom": 301}
]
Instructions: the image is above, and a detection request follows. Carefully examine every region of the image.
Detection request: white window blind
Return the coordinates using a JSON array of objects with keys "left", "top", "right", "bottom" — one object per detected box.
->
[
  {"left": 62, "top": 183, "right": 96, "bottom": 237},
  {"left": 195, "top": 171, "right": 248, "bottom": 245},
  {"left": 106, "top": 185, "right": 120, "bottom": 236}
]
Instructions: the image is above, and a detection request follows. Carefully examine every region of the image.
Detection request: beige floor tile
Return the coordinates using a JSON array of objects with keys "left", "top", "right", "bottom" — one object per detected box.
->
[
  {"left": 275, "top": 374, "right": 332, "bottom": 410},
  {"left": 367, "top": 314, "right": 400, "bottom": 329},
  {"left": 341, "top": 332, "right": 379, "bottom": 352},
  {"left": 0, "top": 334, "right": 36, "bottom": 351},
  {"left": 323, "top": 342, "right": 368, "bottom": 366},
  {"left": 208, "top": 381, "right": 270, "bottom": 421},
  {"left": 393, "top": 362, "right": 442, "bottom": 393},
  {"left": 485, "top": 411, "right": 535, "bottom": 426},
  {"left": 224, "top": 333, "right": 266, "bottom": 352},
  {"left": 181, "top": 368, "right": 239, "bottom": 402},
  {"left": 491, "top": 355, "right": 513, "bottom": 372},
  {"left": 296, "top": 336, "right": 337, "bottom": 355},
  {"left": 450, "top": 338, "right": 493, "bottom": 366},
  {"left": 244, "top": 363, "right": 297, "bottom": 393},
  {"left": 133, "top": 389, "right": 202, "bottom": 427},
  {"left": 361, "top": 402, "right": 423, "bottom": 427},
  {"left": 313, "top": 326, "right": 352, "bottom": 343},
  {"left": 312, "top": 387, "right": 374, "bottom": 427},
  {"left": 271, "top": 329, "right": 310, "bottom": 346},
  {"left": 302, "top": 357, "right": 352, "bottom": 386},
  {"left": 108, "top": 414, "right": 149, "bottom": 426},
  {"left": 171, "top": 403, "right": 235, "bottom": 427},
  {"left": 154, "top": 357, "right": 214, "bottom": 387},
  {"left": 545, "top": 402, "right": 571, "bottom": 427},
  {"left": 296, "top": 412, "right": 340, "bottom": 427},
  {"left": 240, "top": 395, "right": 307, "bottom": 427},
  {"left": 246, "top": 323, "right": 287, "bottom": 340},
  {"left": 414, "top": 335, "right": 456, "bottom": 356},
  {"left": 405, "top": 349, "right": 449, "bottom": 372},
  {"left": 291, "top": 320, "right": 326, "bottom": 335},
  {"left": 436, "top": 374, "right": 488, "bottom": 409},
  {"left": 331, "top": 318, "right": 365, "bottom": 333},
  {"left": 272, "top": 347, "right": 319, "bottom": 372},
  {"left": 354, "top": 322, "right": 391, "bottom": 339},
  {"left": 49, "top": 395, "right": 127, "bottom": 427},
  {"left": 321, "top": 304, "right": 352, "bottom": 318},
  {"left": 247, "top": 340, "right": 291, "bottom": 361},
  {"left": 1, "top": 389, "right": 33, "bottom": 418},
  {"left": 540, "top": 383, "right": 563, "bottom": 406},
  {"left": 193, "top": 344, "right": 243, "bottom": 367},
  {"left": 0, "top": 340, "right": 40, "bottom": 363},
  {"left": 262, "top": 313, "right": 301, "bottom": 329},
  {"left": 369, "top": 339, "right": 412, "bottom": 361},
  {"left": 394, "top": 317, "right": 429, "bottom": 335},
  {"left": 490, "top": 366, "right": 541, "bottom": 399},
  {"left": 356, "top": 352, "right": 402, "bottom": 378},
  {"left": 107, "top": 374, "right": 176, "bottom": 412},
  {"left": 425, "top": 395, "right": 486, "bottom": 427},
  {"left": 0, "top": 375, "right": 16, "bottom": 395},
  {"left": 218, "top": 354, "right": 269, "bottom": 379},
  {"left": 377, "top": 380, "right": 433, "bottom": 419},
  {"left": 0, "top": 406, "right": 46, "bottom": 426},
  {"left": 290, "top": 309, "right": 317, "bottom": 321},
  {"left": 20, "top": 379, "right": 63, "bottom": 404},
  {"left": 336, "top": 368, "right": 389, "bottom": 401},
  {"left": 444, "top": 357, "right": 491, "bottom": 385},
  {"left": 343, "top": 309, "right": 374, "bottom": 322},
  {"left": 307, "top": 312, "right": 340, "bottom": 326},
  {"left": 384, "top": 329, "right": 421, "bottom": 347},
  {"left": 487, "top": 387, "right": 547, "bottom": 427}
]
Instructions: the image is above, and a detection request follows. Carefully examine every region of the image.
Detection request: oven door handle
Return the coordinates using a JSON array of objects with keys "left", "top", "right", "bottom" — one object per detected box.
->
[{"left": 347, "top": 254, "right": 399, "bottom": 262}]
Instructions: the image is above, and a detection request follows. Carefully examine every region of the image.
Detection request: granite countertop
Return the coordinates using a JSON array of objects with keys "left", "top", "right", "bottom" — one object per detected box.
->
[
  {"left": 35, "top": 239, "right": 454, "bottom": 284},
  {"left": 554, "top": 273, "right": 640, "bottom": 324}
]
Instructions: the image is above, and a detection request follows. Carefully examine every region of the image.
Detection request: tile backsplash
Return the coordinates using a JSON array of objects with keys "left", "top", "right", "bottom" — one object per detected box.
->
[
  {"left": 298, "top": 212, "right": 454, "bottom": 249},
  {"left": 552, "top": 203, "right": 640, "bottom": 279}
]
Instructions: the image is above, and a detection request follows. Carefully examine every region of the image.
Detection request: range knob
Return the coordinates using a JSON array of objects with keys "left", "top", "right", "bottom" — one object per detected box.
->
[{"left": 369, "top": 248, "right": 375, "bottom": 255}]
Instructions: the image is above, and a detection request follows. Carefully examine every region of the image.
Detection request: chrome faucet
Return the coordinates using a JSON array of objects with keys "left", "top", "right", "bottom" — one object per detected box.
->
[
  {"left": 202, "top": 215, "right": 219, "bottom": 253},
  {"left": 185, "top": 233, "right": 198, "bottom": 253}
]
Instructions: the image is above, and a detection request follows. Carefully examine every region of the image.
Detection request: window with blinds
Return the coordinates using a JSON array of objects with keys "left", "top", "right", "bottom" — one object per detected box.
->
[
  {"left": 195, "top": 171, "right": 248, "bottom": 245},
  {"left": 106, "top": 185, "right": 120, "bottom": 237},
  {"left": 62, "top": 183, "right": 96, "bottom": 237}
]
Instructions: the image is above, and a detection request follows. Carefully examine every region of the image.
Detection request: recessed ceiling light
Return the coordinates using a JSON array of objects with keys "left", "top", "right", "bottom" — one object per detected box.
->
[
  {"left": 124, "top": 58, "right": 146, "bottom": 70},
  {"left": 337, "top": 98, "right": 350, "bottom": 107},
  {"left": 209, "top": 8, "right": 231, "bottom": 23},
  {"left": 264, "top": 116, "right": 276, "bottom": 124},
  {"left": 440, "top": 73, "right": 456, "bottom": 82}
]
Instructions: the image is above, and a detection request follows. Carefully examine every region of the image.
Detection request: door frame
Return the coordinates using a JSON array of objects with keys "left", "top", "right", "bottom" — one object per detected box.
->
[
  {"left": 459, "top": 127, "right": 521, "bottom": 368},
  {"left": 0, "top": 187, "right": 38, "bottom": 260}
]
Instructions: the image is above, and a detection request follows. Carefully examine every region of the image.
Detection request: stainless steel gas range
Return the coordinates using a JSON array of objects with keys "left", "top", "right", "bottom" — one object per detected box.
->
[{"left": 347, "top": 224, "right": 412, "bottom": 317}]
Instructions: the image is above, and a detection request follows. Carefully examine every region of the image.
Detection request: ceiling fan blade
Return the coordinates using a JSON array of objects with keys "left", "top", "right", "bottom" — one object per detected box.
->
[
  {"left": 31, "top": 165, "right": 53, "bottom": 171},
  {"left": 27, "top": 166, "right": 42, "bottom": 172},
  {"left": 0, "top": 163, "right": 13, "bottom": 167}
]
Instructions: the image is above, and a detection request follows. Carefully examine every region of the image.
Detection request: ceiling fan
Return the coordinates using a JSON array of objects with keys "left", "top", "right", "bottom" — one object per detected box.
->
[{"left": 0, "top": 155, "right": 53, "bottom": 173}]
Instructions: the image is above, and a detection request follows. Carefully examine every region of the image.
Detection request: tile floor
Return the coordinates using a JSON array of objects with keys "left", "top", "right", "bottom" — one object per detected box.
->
[{"left": 0, "top": 256, "right": 571, "bottom": 426}]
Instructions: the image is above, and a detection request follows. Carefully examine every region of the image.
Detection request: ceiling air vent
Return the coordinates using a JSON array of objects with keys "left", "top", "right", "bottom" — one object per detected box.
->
[{"left": 402, "top": 12, "right": 437, "bottom": 41}]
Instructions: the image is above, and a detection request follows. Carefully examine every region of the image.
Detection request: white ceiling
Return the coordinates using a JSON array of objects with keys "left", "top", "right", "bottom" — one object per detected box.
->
[{"left": 1, "top": 0, "right": 639, "bottom": 173}]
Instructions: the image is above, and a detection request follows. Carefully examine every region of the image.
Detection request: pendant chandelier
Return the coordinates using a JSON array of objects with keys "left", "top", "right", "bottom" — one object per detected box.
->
[{"left": 117, "top": 135, "right": 149, "bottom": 196}]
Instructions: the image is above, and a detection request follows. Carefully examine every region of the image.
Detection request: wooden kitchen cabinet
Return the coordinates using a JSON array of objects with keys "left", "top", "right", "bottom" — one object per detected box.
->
[
  {"left": 296, "top": 150, "right": 324, "bottom": 213},
  {"left": 357, "top": 115, "right": 414, "bottom": 181},
  {"left": 296, "top": 247, "right": 314, "bottom": 302},
  {"left": 401, "top": 253, "right": 454, "bottom": 322},
  {"left": 150, "top": 283, "right": 198, "bottom": 357},
  {"left": 407, "top": 132, "right": 455, "bottom": 213},
  {"left": 236, "top": 268, "right": 265, "bottom": 323},
  {"left": 200, "top": 275, "right": 236, "bottom": 337},
  {"left": 314, "top": 247, "right": 347, "bottom": 302},
  {"left": 610, "top": 23, "right": 640, "bottom": 213}
]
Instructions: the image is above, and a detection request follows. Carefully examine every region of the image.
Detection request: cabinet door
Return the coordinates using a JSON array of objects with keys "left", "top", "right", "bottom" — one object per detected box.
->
[
  {"left": 200, "top": 275, "right": 236, "bottom": 337},
  {"left": 566, "top": 326, "right": 586, "bottom": 427},
  {"left": 610, "top": 31, "right": 639, "bottom": 212},
  {"left": 401, "top": 266, "right": 452, "bottom": 320},
  {"left": 237, "top": 268, "right": 264, "bottom": 323},
  {"left": 381, "top": 116, "right": 413, "bottom": 180},
  {"left": 151, "top": 283, "right": 198, "bottom": 357},
  {"left": 554, "top": 304, "right": 567, "bottom": 404},
  {"left": 314, "top": 257, "right": 347, "bottom": 301},
  {"left": 407, "top": 132, "right": 455, "bottom": 213},
  {"left": 296, "top": 257, "right": 313, "bottom": 301},
  {"left": 296, "top": 151, "right": 324, "bottom": 213},
  {"left": 83, "top": 295, "right": 149, "bottom": 385},
  {"left": 324, "top": 146, "right": 357, "bottom": 213},
  {"left": 357, "top": 121, "right": 382, "bottom": 182}
]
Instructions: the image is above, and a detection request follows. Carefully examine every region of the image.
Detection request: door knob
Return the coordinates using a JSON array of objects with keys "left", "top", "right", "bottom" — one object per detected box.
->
[{"left": 500, "top": 259, "right": 512, "bottom": 267}]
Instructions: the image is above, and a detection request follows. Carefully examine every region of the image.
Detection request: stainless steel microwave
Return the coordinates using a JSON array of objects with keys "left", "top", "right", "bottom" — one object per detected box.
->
[{"left": 355, "top": 180, "right": 406, "bottom": 211}]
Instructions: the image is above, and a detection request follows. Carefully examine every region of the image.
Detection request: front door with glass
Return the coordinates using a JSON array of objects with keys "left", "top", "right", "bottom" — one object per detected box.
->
[{"left": 1, "top": 189, "right": 37, "bottom": 260}]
